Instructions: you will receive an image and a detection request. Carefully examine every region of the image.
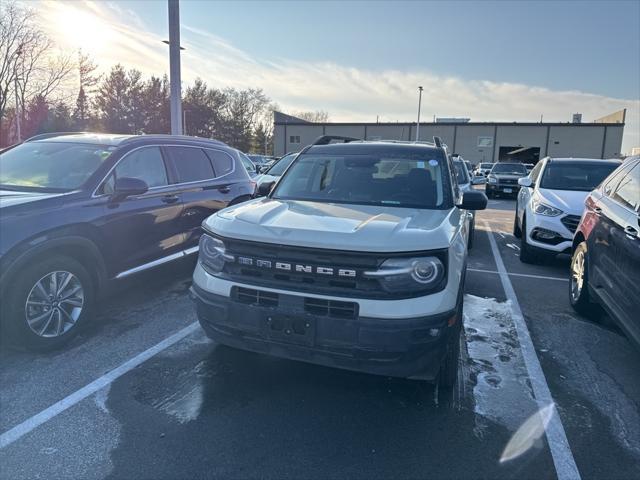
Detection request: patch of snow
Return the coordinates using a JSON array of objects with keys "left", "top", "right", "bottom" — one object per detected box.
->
[
  {"left": 94, "top": 383, "right": 111, "bottom": 415},
  {"left": 463, "top": 294, "right": 536, "bottom": 432}
]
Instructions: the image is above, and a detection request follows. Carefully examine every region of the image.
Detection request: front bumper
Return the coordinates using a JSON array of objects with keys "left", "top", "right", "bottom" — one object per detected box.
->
[
  {"left": 190, "top": 284, "right": 461, "bottom": 381},
  {"left": 525, "top": 213, "right": 573, "bottom": 253},
  {"left": 486, "top": 184, "right": 519, "bottom": 195}
]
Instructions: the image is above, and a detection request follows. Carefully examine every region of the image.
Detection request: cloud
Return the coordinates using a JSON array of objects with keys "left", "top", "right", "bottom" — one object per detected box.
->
[{"left": 35, "top": 0, "right": 639, "bottom": 153}]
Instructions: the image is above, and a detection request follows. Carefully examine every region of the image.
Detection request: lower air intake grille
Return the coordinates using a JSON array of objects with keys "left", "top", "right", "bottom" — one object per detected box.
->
[
  {"left": 304, "top": 298, "right": 358, "bottom": 319},
  {"left": 236, "top": 287, "right": 278, "bottom": 307}
]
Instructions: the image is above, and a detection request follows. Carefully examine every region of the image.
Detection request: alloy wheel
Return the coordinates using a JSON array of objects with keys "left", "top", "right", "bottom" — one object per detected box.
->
[
  {"left": 570, "top": 250, "right": 585, "bottom": 303},
  {"left": 24, "top": 271, "right": 85, "bottom": 338}
]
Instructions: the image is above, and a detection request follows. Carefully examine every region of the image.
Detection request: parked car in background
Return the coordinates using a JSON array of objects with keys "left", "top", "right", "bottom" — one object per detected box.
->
[
  {"left": 238, "top": 152, "right": 260, "bottom": 177},
  {"left": 254, "top": 151, "right": 298, "bottom": 190},
  {"left": 475, "top": 162, "right": 494, "bottom": 177},
  {"left": 0, "top": 133, "right": 255, "bottom": 350},
  {"left": 486, "top": 162, "right": 528, "bottom": 198},
  {"left": 191, "top": 136, "right": 487, "bottom": 388},
  {"left": 514, "top": 158, "right": 620, "bottom": 263},
  {"left": 247, "top": 154, "right": 275, "bottom": 166},
  {"left": 569, "top": 157, "right": 639, "bottom": 348},
  {"left": 453, "top": 157, "right": 483, "bottom": 248}
]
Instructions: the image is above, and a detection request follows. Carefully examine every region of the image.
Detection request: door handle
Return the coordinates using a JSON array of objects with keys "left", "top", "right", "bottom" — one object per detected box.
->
[
  {"left": 161, "top": 194, "right": 179, "bottom": 204},
  {"left": 593, "top": 207, "right": 602, "bottom": 216},
  {"left": 218, "top": 186, "right": 231, "bottom": 194},
  {"left": 624, "top": 226, "right": 638, "bottom": 240}
]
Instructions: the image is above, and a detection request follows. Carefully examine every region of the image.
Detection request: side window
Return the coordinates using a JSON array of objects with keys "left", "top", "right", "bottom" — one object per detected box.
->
[
  {"left": 168, "top": 147, "right": 215, "bottom": 183},
  {"left": 530, "top": 162, "right": 543, "bottom": 183},
  {"left": 603, "top": 164, "right": 631, "bottom": 197},
  {"left": 205, "top": 149, "right": 234, "bottom": 177},
  {"left": 612, "top": 164, "right": 640, "bottom": 212},
  {"left": 240, "top": 155, "right": 255, "bottom": 174},
  {"left": 115, "top": 147, "right": 168, "bottom": 188}
]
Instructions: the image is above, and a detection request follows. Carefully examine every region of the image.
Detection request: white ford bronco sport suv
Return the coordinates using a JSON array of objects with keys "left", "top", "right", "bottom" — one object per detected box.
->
[{"left": 190, "top": 136, "right": 487, "bottom": 386}]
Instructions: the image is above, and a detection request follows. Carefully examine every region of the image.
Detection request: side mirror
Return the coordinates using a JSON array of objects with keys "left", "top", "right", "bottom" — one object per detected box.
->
[
  {"left": 255, "top": 180, "right": 276, "bottom": 197},
  {"left": 111, "top": 177, "right": 148, "bottom": 202},
  {"left": 458, "top": 190, "right": 487, "bottom": 210},
  {"left": 518, "top": 177, "right": 533, "bottom": 188},
  {"left": 472, "top": 176, "right": 486, "bottom": 185}
]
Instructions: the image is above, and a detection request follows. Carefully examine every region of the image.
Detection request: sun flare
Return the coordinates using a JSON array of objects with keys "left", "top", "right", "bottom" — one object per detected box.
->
[{"left": 52, "top": 5, "right": 113, "bottom": 55}]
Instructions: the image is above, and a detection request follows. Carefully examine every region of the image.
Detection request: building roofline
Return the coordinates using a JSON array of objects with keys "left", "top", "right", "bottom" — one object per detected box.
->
[{"left": 275, "top": 121, "right": 625, "bottom": 127}]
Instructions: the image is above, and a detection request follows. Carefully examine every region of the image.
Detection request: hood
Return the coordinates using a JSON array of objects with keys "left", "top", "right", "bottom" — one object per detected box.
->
[
  {"left": 0, "top": 189, "right": 67, "bottom": 209},
  {"left": 537, "top": 188, "right": 589, "bottom": 216},
  {"left": 205, "top": 198, "right": 459, "bottom": 252}
]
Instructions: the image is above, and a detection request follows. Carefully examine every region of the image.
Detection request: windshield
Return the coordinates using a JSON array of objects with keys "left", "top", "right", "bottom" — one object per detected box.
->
[
  {"left": 491, "top": 163, "right": 527, "bottom": 175},
  {"left": 480, "top": 163, "right": 493, "bottom": 168},
  {"left": 0, "top": 141, "right": 114, "bottom": 191},
  {"left": 266, "top": 153, "right": 296, "bottom": 176},
  {"left": 272, "top": 152, "right": 450, "bottom": 209},
  {"left": 539, "top": 162, "right": 619, "bottom": 191},
  {"left": 453, "top": 161, "right": 470, "bottom": 184}
]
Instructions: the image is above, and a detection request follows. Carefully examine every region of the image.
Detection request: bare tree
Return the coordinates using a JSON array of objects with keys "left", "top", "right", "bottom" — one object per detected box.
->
[
  {"left": 0, "top": 1, "right": 73, "bottom": 129},
  {"left": 292, "top": 110, "right": 330, "bottom": 123}
]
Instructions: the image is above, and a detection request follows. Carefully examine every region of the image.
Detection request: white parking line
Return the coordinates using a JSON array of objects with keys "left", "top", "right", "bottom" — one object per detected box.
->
[
  {"left": 483, "top": 221, "right": 581, "bottom": 480},
  {"left": 468, "top": 267, "right": 569, "bottom": 282},
  {"left": 0, "top": 322, "right": 200, "bottom": 449}
]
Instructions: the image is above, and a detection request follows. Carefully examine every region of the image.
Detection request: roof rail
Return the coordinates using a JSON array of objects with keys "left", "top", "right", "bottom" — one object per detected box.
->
[
  {"left": 24, "top": 132, "right": 90, "bottom": 142},
  {"left": 312, "top": 135, "right": 361, "bottom": 146},
  {"left": 433, "top": 136, "right": 443, "bottom": 148}
]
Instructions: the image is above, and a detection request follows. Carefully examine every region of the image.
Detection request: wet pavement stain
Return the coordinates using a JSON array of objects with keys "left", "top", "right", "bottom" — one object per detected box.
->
[{"left": 104, "top": 330, "right": 556, "bottom": 480}]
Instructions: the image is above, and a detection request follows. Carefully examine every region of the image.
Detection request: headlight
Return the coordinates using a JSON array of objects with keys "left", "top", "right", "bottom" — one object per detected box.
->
[
  {"left": 364, "top": 256, "right": 446, "bottom": 294},
  {"left": 531, "top": 199, "right": 563, "bottom": 217},
  {"left": 488, "top": 176, "right": 497, "bottom": 184},
  {"left": 198, "top": 234, "right": 234, "bottom": 274}
]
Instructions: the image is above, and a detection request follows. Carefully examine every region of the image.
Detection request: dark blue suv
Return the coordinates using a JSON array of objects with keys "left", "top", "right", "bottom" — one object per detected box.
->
[{"left": 0, "top": 133, "right": 255, "bottom": 350}]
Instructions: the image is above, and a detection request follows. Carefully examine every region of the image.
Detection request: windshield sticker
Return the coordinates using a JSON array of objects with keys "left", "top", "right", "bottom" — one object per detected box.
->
[
  {"left": 428, "top": 159, "right": 439, "bottom": 167},
  {"left": 417, "top": 161, "right": 425, "bottom": 168}
]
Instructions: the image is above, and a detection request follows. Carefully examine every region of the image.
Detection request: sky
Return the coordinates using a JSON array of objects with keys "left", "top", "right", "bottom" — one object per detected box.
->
[{"left": 32, "top": 0, "right": 640, "bottom": 153}]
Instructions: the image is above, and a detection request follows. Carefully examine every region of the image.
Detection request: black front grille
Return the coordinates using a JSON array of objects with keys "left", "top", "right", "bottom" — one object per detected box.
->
[
  {"left": 561, "top": 215, "right": 581, "bottom": 234},
  {"left": 498, "top": 178, "right": 519, "bottom": 186},
  {"left": 304, "top": 298, "right": 358, "bottom": 319},
  {"left": 217, "top": 235, "right": 447, "bottom": 299}
]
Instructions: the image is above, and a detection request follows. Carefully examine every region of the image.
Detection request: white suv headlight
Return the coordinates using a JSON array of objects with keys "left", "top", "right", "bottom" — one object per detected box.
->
[
  {"left": 488, "top": 176, "right": 497, "bottom": 184},
  {"left": 364, "top": 256, "right": 446, "bottom": 294},
  {"left": 531, "top": 199, "right": 563, "bottom": 217},
  {"left": 199, "top": 234, "right": 234, "bottom": 274}
]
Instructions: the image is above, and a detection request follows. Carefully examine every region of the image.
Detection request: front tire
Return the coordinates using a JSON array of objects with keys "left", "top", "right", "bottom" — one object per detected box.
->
[
  {"left": 569, "top": 242, "right": 602, "bottom": 320},
  {"left": 2, "top": 255, "right": 95, "bottom": 351},
  {"left": 468, "top": 215, "right": 475, "bottom": 249},
  {"left": 439, "top": 308, "right": 462, "bottom": 389},
  {"left": 519, "top": 216, "right": 539, "bottom": 264},
  {"left": 513, "top": 203, "right": 522, "bottom": 238}
]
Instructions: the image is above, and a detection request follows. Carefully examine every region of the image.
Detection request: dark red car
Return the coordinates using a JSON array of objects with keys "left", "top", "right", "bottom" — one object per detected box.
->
[{"left": 570, "top": 156, "right": 640, "bottom": 348}]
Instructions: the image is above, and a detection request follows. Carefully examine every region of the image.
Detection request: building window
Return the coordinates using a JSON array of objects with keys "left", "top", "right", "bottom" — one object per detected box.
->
[
  {"left": 289, "top": 135, "right": 301, "bottom": 144},
  {"left": 477, "top": 136, "right": 493, "bottom": 148}
]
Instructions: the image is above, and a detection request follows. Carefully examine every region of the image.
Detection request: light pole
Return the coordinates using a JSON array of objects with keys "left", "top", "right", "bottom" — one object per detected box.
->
[
  {"left": 415, "top": 86, "right": 423, "bottom": 141},
  {"left": 167, "top": 0, "right": 183, "bottom": 135},
  {"left": 13, "top": 44, "right": 24, "bottom": 142}
]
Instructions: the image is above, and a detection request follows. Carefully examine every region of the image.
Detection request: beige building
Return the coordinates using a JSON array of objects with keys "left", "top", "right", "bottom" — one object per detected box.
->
[{"left": 273, "top": 111, "right": 626, "bottom": 164}]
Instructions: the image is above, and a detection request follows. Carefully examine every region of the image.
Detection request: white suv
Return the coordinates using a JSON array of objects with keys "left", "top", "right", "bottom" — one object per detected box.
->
[
  {"left": 514, "top": 157, "right": 620, "bottom": 263},
  {"left": 190, "top": 137, "right": 487, "bottom": 387}
]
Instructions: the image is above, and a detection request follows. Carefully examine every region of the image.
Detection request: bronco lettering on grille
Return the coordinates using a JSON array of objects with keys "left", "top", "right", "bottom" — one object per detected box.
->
[{"left": 237, "top": 257, "right": 357, "bottom": 278}]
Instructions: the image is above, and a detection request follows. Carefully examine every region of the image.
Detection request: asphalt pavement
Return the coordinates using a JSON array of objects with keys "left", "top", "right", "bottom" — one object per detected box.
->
[{"left": 1, "top": 196, "right": 639, "bottom": 480}]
